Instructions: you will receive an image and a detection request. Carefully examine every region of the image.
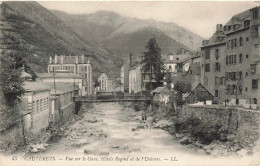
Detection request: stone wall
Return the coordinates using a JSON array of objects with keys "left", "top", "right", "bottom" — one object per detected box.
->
[
  {"left": 60, "top": 103, "right": 74, "bottom": 123},
  {"left": 179, "top": 105, "right": 260, "bottom": 151}
]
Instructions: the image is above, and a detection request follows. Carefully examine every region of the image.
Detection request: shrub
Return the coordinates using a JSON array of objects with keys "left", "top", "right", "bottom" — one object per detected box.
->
[
  {"left": 134, "top": 104, "right": 141, "bottom": 111},
  {"left": 174, "top": 116, "right": 224, "bottom": 145},
  {"left": 0, "top": 53, "right": 25, "bottom": 104}
]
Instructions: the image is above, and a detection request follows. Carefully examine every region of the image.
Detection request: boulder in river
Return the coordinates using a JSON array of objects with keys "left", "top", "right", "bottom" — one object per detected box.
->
[
  {"left": 237, "top": 149, "right": 248, "bottom": 156},
  {"left": 98, "top": 151, "right": 109, "bottom": 156},
  {"left": 88, "top": 117, "right": 98, "bottom": 123},
  {"left": 70, "top": 139, "right": 89, "bottom": 148},
  {"left": 175, "top": 133, "right": 183, "bottom": 138},
  {"left": 153, "top": 120, "right": 173, "bottom": 128},
  {"left": 136, "top": 124, "right": 145, "bottom": 129},
  {"left": 227, "top": 134, "right": 236, "bottom": 141},
  {"left": 84, "top": 149, "right": 94, "bottom": 155},
  {"left": 178, "top": 136, "right": 192, "bottom": 145},
  {"left": 129, "top": 148, "right": 141, "bottom": 153},
  {"left": 111, "top": 145, "right": 120, "bottom": 149}
]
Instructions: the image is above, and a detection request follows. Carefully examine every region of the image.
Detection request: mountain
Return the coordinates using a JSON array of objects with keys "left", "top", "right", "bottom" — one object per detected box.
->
[
  {"left": 52, "top": 10, "right": 204, "bottom": 56},
  {"left": 0, "top": 2, "right": 120, "bottom": 78}
]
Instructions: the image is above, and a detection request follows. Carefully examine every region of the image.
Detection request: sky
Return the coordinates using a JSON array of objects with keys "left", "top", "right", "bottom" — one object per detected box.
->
[{"left": 39, "top": 1, "right": 258, "bottom": 39}]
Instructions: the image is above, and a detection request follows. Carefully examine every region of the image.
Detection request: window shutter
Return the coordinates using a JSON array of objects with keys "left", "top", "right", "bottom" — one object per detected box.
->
[{"left": 226, "top": 72, "right": 228, "bottom": 80}]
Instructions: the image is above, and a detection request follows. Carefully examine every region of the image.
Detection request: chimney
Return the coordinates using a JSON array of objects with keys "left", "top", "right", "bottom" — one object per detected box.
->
[
  {"left": 76, "top": 55, "right": 78, "bottom": 64},
  {"left": 60, "top": 55, "right": 64, "bottom": 64},
  {"left": 216, "top": 24, "right": 223, "bottom": 31},
  {"left": 129, "top": 53, "right": 133, "bottom": 66},
  {"left": 54, "top": 54, "right": 57, "bottom": 64},
  {"left": 202, "top": 40, "right": 209, "bottom": 45},
  {"left": 81, "top": 55, "right": 84, "bottom": 63},
  {"left": 49, "top": 56, "right": 52, "bottom": 64}
]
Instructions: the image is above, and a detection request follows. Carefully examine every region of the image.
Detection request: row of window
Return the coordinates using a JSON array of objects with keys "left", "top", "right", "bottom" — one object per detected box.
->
[
  {"left": 205, "top": 63, "right": 221, "bottom": 72},
  {"left": 227, "top": 37, "right": 245, "bottom": 49},
  {"left": 226, "top": 71, "right": 243, "bottom": 81},
  {"left": 226, "top": 54, "right": 249, "bottom": 65},
  {"left": 215, "top": 72, "right": 244, "bottom": 85},
  {"left": 226, "top": 85, "right": 243, "bottom": 95},
  {"left": 215, "top": 89, "right": 258, "bottom": 104},
  {"left": 205, "top": 62, "right": 255, "bottom": 75},
  {"left": 32, "top": 98, "right": 49, "bottom": 113},
  {"left": 205, "top": 48, "right": 249, "bottom": 62},
  {"left": 224, "top": 20, "right": 250, "bottom": 32}
]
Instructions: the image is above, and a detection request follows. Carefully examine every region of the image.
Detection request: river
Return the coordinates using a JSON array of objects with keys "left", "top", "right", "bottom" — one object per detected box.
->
[{"left": 19, "top": 102, "right": 258, "bottom": 166}]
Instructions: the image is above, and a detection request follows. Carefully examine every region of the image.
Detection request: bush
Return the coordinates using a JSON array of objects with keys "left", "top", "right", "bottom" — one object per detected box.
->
[
  {"left": 174, "top": 116, "right": 224, "bottom": 145},
  {"left": 134, "top": 104, "right": 141, "bottom": 111}
]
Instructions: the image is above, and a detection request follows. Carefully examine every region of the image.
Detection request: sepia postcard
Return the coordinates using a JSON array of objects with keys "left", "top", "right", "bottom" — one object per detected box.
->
[{"left": 0, "top": 1, "right": 260, "bottom": 166}]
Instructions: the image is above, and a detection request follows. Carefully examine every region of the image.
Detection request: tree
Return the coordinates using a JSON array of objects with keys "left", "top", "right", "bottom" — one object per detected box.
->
[
  {"left": 168, "top": 89, "right": 177, "bottom": 112},
  {"left": 165, "top": 70, "right": 172, "bottom": 90},
  {"left": 174, "top": 81, "right": 192, "bottom": 107},
  {"left": 141, "top": 37, "right": 164, "bottom": 91},
  {"left": 13, "top": 54, "right": 37, "bottom": 81},
  {"left": 93, "top": 78, "right": 100, "bottom": 88},
  {"left": 0, "top": 53, "right": 25, "bottom": 104}
]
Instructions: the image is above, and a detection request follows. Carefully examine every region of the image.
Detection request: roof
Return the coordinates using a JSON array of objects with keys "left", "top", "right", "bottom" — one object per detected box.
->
[
  {"left": 226, "top": 10, "right": 250, "bottom": 25},
  {"left": 50, "top": 55, "right": 90, "bottom": 64},
  {"left": 98, "top": 73, "right": 108, "bottom": 80},
  {"left": 183, "top": 93, "right": 189, "bottom": 98},
  {"left": 202, "top": 7, "right": 255, "bottom": 48},
  {"left": 181, "top": 64, "right": 201, "bottom": 76},
  {"left": 114, "top": 87, "right": 121, "bottom": 92},
  {"left": 43, "top": 82, "right": 79, "bottom": 95},
  {"left": 164, "top": 54, "right": 191, "bottom": 64},
  {"left": 151, "top": 87, "right": 169, "bottom": 94},
  {"left": 37, "top": 73, "right": 82, "bottom": 79},
  {"left": 23, "top": 81, "right": 50, "bottom": 92},
  {"left": 191, "top": 82, "right": 200, "bottom": 91},
  {"left": 21, "top": 71, "right": 32, "bottom": 79},
  {"left": 186, "top": 82, "right": 214, "bottom": 98}
]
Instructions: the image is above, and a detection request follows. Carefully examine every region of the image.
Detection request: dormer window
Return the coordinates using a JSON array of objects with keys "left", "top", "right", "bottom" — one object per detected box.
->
[
  {"left": 224, "top": 26, "right": 228, "bottom": 31},
  {"left": 176, "top": 58, "right": 179, "bottom": 61},
  {"left": 244, "top": 20, "right": 250, "bottom": 27},
  {"left": 170, "top": 55, "right": 173, "bottom": 60},
  {"left": 253, "top": 9, "right": 258, "bottom": 19}
]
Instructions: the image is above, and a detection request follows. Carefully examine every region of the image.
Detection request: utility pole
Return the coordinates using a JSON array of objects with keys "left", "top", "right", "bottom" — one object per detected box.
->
[{"left": 73, "top": 76, "right": 75, "bottom": 102}]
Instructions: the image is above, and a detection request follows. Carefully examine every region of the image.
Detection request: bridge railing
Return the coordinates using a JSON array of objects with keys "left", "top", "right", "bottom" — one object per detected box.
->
[{"left": 74, "top": 94, "right": 153, "bottom": 101}]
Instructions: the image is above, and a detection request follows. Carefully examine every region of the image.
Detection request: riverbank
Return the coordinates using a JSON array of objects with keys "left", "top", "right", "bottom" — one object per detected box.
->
[{"left": 139, "top": 102, "right": 260, "bottom": 158}]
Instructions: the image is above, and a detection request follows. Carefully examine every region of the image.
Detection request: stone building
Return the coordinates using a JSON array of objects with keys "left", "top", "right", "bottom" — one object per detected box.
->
[
  {"left": 163, "top": 52, "right": 192, "bottom": 88},
  {"left": 174, "top": 52, "right": 201, "bottom": 88},
  {"left": 164, "top": 52, "right": 190, "bottom": 74},
  {"left": 48, "top": 55, "right": 93, "bottom": 96},
  {"left": 151, "top": 87, "right": 170, "bottom": 104},
  {"left": 21, "top": 71, "right": 51, "bottom": 134},
  {"left": 120, "top": 60, "right": 130, "bottom": 92},
  {"left": 37, "top": 72, "right": 84, "bottom": 96},
  {"left": 129, "top": 64, "right": 143, "bottom": 93},
  {"left": 201, "top": 7, "right": 260, "bottom": 109}
]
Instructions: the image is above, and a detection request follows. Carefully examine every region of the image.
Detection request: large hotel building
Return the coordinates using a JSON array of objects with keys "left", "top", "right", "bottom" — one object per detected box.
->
[
  {"left": 201, "top": 7, "right": 260, "bottom": 109},
  {"left": 48, "top": 55, "right": 93, "bottom": 95}
]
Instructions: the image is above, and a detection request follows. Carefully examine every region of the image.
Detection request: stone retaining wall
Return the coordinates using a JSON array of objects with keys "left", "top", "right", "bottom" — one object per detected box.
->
[{"left": 180, "top": 105, "right": 260, "bottom": 151}]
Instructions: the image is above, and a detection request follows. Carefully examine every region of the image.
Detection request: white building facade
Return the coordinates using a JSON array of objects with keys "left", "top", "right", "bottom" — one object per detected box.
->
[{"left": 48, "top": 55, "right": 93, "bottom": 95}]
